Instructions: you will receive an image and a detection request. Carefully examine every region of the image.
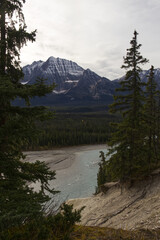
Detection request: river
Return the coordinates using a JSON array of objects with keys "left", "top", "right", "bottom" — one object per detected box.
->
[
  {"left": 50, "top": 146, "right": 108, "bottom": 204},
  {"left": 25, "top": 144, "right": 108, "bottom": 206}
]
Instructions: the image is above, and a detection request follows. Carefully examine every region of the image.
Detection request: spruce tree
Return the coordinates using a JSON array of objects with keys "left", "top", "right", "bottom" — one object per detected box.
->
[
  {"left": 155, "top": 91, "right": 160, "bottom": 162},
  {"left": 97, "top": 151, "right": 107, "bottom": 190},
  {"left": 0, "top": 0, "right": 57, "bottom": 231},
  {"left": 106, "top": 31, "right": 149, "bottom": 181},
  {"left": 144, "top": 66, "right": 158, "bottom": 169}
]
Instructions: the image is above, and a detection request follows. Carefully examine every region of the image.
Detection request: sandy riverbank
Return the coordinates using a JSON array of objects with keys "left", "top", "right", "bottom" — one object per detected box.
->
[{"left": 24, "top": 144, "right": 107, "bottom": 171}]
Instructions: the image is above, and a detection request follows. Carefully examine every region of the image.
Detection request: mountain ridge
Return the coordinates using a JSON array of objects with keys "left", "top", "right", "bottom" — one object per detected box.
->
[
  {"left": 22, "top": 57, "right": 118, "bottom": 106},
  {"left": 22, "top": 57, "right": 160, "bottom": 106}
]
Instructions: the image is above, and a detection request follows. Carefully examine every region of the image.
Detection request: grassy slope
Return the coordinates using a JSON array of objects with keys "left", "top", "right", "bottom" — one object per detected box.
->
[{"left": 71, "top": 226, "right": 160, "bottom": 240}]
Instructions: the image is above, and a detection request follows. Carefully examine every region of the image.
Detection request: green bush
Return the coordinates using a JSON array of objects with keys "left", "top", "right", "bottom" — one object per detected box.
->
[{"left": 0, "top": 204, "right": 84, "bottom": 240}]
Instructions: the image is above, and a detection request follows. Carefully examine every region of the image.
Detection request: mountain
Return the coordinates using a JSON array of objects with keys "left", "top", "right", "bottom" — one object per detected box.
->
[
  {"left": 114, "top": 68, "right": 160, "bottom": 86},
  {"left": 22, "top": 57, "right": 118, "bottom": 106},
  {"left": 22, "top": 57, "right": 84, "bottom": 92},
  {"left": 22, "top": 57, "right": 160, "bottom": 107}
]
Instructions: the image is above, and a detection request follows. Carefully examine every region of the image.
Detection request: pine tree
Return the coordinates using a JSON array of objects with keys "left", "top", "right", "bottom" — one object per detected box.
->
[
  {"left": 144, "top": 66, "right": 158, "bottom": 169},
  {"left": 0, "top": 0, "right": 57, "bottom": 231},
  {"left": 97, "top": 151, "right": 106, "bottom": 190},
  {"left": 155, "top": 91, "right": 160, "bottom": 162},
  {"left": 106, "top": 31, "right": 149, "bottom": 181}
]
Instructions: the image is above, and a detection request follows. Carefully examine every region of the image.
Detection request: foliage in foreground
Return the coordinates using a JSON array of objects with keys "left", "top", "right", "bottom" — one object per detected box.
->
[
  {"left": 2, "top": 221, "right": 160, "bottom": 240},
  {"left": 0, "top": 204, "right": 83, "bottom": 240},
  {"left": 0, "top": 0, "right": 57, "bottom": 234}
]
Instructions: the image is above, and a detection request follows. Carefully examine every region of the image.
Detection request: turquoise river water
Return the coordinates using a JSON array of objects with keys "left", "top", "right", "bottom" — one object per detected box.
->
[{"left": 52, "top": 147, "right": 108, "bottom": 205}]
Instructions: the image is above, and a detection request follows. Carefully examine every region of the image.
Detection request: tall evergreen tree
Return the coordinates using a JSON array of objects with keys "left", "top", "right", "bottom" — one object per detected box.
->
[
  {"left": 155, "top": 90, "right": 160, "bottom": 162},
  {"left": 97, "top": 151, "right": 107, "bottom": 190},
  {"left": 106, "top": 31, "right": 149, "bottom": 181},
  {"left": 0, "top": 0, "right": 57, "bottom": 231},
  {"left": 144, "top": 66, "right": 158, "bottom": 169}
]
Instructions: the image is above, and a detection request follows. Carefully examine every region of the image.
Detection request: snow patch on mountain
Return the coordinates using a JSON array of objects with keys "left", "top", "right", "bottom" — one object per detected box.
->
[
  {"left": 22, "top": 57, "right": 84, "bottom": 91},
  {"left": 53, "top": 90, "right": 67, "bottom": 94},
  {"left": 65, "top": 80, "right": 79, "bottom": 83}
]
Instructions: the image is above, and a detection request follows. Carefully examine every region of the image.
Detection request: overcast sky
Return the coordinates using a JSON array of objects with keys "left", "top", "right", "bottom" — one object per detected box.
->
[{"left": 21, "top": 0, "right": 160, "bottom": 80}]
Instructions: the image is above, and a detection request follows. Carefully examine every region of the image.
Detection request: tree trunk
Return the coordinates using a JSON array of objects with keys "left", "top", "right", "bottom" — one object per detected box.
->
[{"left": 0, "top": 0, "right": 6, "bottom": 75}]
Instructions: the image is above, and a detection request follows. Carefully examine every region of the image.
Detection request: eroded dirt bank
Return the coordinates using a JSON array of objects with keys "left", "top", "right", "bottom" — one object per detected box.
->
[{"left": 68, "top": 170, "right": 160, "bottom": 230}]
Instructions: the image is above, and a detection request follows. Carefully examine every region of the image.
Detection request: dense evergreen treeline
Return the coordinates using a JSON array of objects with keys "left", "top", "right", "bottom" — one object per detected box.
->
[{"left": 24, "top": 110, "right": 119, "bottom": 150}]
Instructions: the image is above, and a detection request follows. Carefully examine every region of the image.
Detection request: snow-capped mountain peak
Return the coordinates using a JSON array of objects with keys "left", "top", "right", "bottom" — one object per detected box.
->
[
  {"left": 21, "top": 57, "right": 160, "bottom": 106},
  {"left": 22, "top": 56, "right": 84, "bottom": 91}
]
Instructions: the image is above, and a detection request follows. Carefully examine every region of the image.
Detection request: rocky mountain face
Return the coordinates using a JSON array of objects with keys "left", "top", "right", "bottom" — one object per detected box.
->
[
  {"left": 22, "top": 57, "right": 160, "bottom": 106},
  {"left": 22, "top": 57, "right": 84, "bottom": 92},
  {"left": 22, "top": 57, "right": 119, "bottom": 106}
]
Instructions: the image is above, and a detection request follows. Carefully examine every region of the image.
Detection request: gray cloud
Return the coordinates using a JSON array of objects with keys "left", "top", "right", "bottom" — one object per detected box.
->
[{"left": 21, "top": 0, "right": 160, "bottom": 79}]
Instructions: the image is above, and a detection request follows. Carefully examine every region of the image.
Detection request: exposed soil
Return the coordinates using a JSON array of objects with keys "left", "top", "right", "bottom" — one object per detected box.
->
[{"left": 68, "top": 170, "right": 160, "bottom": 230}]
